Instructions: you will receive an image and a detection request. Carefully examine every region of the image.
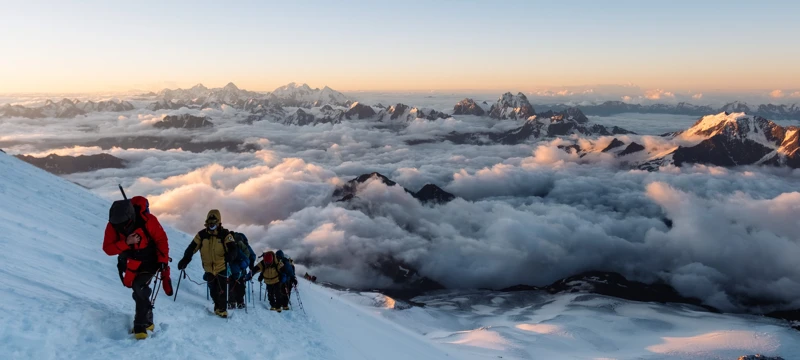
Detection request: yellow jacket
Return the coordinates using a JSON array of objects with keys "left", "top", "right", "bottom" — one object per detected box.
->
[
  {"left": 255, "top": 251, "right": 284, "bottom": 285},
  {"left": 190, "top": 228, "right": 235, "bottom": 275}
]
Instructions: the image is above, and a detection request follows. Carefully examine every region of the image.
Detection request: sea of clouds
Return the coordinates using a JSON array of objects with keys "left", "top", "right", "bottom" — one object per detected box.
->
[{"left": 2, "top": 93, "right": 800, "bottom": 313}]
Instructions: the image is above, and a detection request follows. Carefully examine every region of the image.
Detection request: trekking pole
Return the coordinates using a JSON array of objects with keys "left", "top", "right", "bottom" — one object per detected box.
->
[
  {"left": 243, "top": 280, "right": 248, "bottom": 314},
  {"left": 259, "top": 282, "right": 263, "bottom": 303},
  {"left": 150, "top": 272, "right": 162, "bottom": 308},
  {"left": 174, "top": 270, "right": 185, "bottom": 302},
  {"left": 294, "top": 285, "right": 306, "bottom": 315}
]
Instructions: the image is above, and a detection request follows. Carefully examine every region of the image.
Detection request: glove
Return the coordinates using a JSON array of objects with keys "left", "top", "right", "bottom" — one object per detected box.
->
[
  {"left": 292, "top": 277, "right": 298, "bottom": 286},
  {"left": 177, "top": 257, "right": 190, "bottom": 270},
  {"left": 160, "top": 265, "right": 173, "bottom": 296},
  {"left": 244, "top": 272, "right": 253, "bottom": 281},
  {"left": 257, "top": 273, "right": 264, "bottom": 283},
  {"left": 203, "top": 272, "right": 213, "bottom": 282}
]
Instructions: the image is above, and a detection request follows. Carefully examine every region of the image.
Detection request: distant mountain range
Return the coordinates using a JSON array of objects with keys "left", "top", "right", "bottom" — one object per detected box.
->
[
  {"left": 537, "top": 100, "right": 800, "bottom": 120},
  {"left": 0, "top": 99, "right": 133, "bottom": 118},
  {"left": 147, "top": 82, "right": 351, "bottom": 112},
  {"left": 563, "top": 112, "right": 800, "bottom": 170}
]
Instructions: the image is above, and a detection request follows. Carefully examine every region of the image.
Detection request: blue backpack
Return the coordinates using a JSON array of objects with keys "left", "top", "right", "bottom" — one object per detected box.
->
[{"left": 227, "top": 232, "right": 255, "bottom": 277}]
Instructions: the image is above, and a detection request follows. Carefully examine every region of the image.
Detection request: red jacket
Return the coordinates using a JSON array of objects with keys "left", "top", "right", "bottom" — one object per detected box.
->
[{"left": 103, "top": 196, "right": 169, "bottom": 264}]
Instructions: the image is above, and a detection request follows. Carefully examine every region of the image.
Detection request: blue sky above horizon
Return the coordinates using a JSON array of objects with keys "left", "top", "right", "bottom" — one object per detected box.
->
[{"left": 1, "top": 0, "right": 798, "bottom": 94}]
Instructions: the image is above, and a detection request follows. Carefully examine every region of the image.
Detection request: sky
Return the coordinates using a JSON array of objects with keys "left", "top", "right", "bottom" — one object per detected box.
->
[{"left": 1, "top": 0, "right": 799, "bottom": 94}]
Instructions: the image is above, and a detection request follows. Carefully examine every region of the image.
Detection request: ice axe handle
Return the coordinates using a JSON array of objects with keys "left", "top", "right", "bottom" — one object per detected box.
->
[{"left": 118, "top": 184, "right": 128, "bottom": 200}]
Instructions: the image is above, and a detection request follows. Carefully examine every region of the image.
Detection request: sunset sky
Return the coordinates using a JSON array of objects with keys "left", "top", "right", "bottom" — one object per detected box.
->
[{"left": 1, "top": 0, "right": 798, "bottom": 94}]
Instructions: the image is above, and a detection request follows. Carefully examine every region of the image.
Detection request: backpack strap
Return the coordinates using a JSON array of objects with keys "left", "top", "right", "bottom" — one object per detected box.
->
[{"left": 197, "top": 228, "right": 230, "bottom": 261}]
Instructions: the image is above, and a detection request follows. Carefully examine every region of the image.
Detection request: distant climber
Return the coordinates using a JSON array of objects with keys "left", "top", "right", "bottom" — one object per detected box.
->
[
  {"left": 227, "top": 231, "right": 256, "bottom": 309},
  {"left": 103, "top": 195, "right": 171, "bottom": 340},
  {"left": 251, "top": 251, "right": 287, "bottom": 311},
  {"left": 176, "top": 210, "right": 237, "bottom": 318},
  {"left": 276, "top": 250, "right": 297, "bottom": 308},
  {"left": 304, "top": 272, "right": 317, "bottom": 282}
]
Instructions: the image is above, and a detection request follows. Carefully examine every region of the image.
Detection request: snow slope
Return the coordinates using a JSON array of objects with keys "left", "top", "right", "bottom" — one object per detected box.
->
[
  {"left": 2, "top": 151, "right": 799, "bottom": 360},
  {"left": 0, "top": 152, "right": 457, "bottom": 360}
]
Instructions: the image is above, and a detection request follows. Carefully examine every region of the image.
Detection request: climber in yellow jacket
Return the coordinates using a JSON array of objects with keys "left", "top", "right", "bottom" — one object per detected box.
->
[
  {"left": 177, "top": 209, "right": 237, "bottom": 318},
  {"left": 251, "top": 250, "right": 288, "bottom": 311}
]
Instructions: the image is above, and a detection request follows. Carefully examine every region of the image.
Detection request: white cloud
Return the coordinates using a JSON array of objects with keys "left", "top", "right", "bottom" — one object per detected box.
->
[
  {"left": 769, "top": 89, "right": 785, "bottom": 98},
  {"left": 644, "top": 89, "right": 676, "bottom": 100},
  {"left": 692, "top": 93, "right": 703, "bottom": 99}
]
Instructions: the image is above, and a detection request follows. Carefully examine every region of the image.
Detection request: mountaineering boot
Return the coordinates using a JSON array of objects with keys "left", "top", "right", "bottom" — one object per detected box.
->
[
  {"left": 276, "top": 308, "right": 282, "bottom": 313},
  {"left": 237, "top": 303, "right": 245, "bottom": 309},
  {"left": 270, "top": 307, "right": 278, "bottom": 311},
  {"left": 130, "top": 323, "right": 155, "bottom": 333},
  {"left": 133, "top": 325, "right": 148, "bottom": 340},
  {"left": 215, "top": 309, "right": 228, "bottom": 318},
  {"left": 282, "top": 306, "right": 290, "bottom": 311}
]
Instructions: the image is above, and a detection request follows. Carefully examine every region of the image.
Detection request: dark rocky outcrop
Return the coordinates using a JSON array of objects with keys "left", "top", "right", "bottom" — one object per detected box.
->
[
  {"left": 84, "top": 136, "right": 259, "bottom": 153},
  {"left": 412, "top": 184, "right": 456, "bottom": 204},
  {"left": 153, "top": 114, "right": 213, "bottom": 129},
  {"left": 452, "top": 98, "right": 486, "bottom": 116},
  {"left": 345, "top": 102, "right": 377, "bottom": 119},
  {"left": 672, "top": 135, "right": 773, "bottom": 167},
  {"left": 601, "top": 138, "right": 626, "bottom": 152},
  {"left": 503, "top": 271, "right": 713, "bottom": 311},
  {"left": 333, "top": 172, "right": 456, "bottom": 205},
  {"left": 15, "top": 153, "right": 126, "bottom": 174},
  {"left": 618, "top": 142, "right": 645, "bottom": 156}
]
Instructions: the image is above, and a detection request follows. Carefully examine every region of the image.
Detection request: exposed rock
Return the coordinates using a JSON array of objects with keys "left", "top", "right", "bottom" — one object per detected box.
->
[
  {"left": 412, "top": 184, "right": 456, "bottom": 204},
  {"left": 283, "top": 108, "right": 317, "bottom": 126},
  {"left": 601, "top": 138, "right": 626, "bottom": 152},
  {"left": 386, "top": 104, "right": 410, "bottom": 121},
  {"left": 345, "top": 102, "right": 377, "bottom": 119},
  {"left": 85, "top": 136, "right": 258, "bottom": 153},
  {"left": 15, "top": 153, "right": 126, "bottom": 174},
  {"left": 618, "top": 142, "right": 645, "bottom": 156},
  {"left": 544, "top": 271, "right": 712, "bottom": 310},
  {"left": 333, "top": 172, "right": 456, "bottom": 205},
  {"left": 737, "top": 356, "right": 785, "bottom": 360},
  {"left": 452, "top": 98, "right": 486, "bottom": 116},
  {"left": 370, "top": 257, "right": 445, "bottom": 300},
  {"left": 489, "top": 92, "right": 535, "bottom": 120},
  {"left": 153, "top": 114, "right": 213, "bottom": 129}
]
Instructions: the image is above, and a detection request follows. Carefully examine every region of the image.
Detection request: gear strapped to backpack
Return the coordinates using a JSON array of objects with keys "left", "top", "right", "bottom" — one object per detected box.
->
[{"left": 109, "top": 195, "right": 172, "bottom": 296}]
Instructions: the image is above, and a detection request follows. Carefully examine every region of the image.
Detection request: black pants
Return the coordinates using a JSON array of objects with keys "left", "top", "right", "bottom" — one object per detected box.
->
[
  {"left": 229, "top": 277, "right": 246, "bottom": 305},
  {"left": 283, "top": 282, "right": 293, "bottom": 302},
  {"left": 132, "top": 272, "right": 155, "bottom": 330},
  {"left": 207, "top": 273, "right": 229, "bottom": 312},
  {"left": 266, "top": 283, "right": 287, "bottom": 308}
]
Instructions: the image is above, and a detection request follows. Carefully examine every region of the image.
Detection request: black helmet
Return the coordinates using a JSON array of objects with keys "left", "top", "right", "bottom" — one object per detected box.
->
[{"left": 109, "top": 200, "right": 136, "bottom": 234}]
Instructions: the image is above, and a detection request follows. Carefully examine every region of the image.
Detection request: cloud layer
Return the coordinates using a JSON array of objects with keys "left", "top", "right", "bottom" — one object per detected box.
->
[{"left": 4, "top": 94, "right": 800, "bottom": 313}]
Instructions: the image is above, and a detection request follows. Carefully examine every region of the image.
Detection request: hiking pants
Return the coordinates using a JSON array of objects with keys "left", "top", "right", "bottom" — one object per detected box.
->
[
  {"left": 230, "top": 277, "right": 246, "bottom": 305},
  {"left": 283, "top": 282, "right": 293, "bottom": 302},
  {"left": 132, "top": 272, "right": 155, "bottom": 329},
  {"left": 207, "top": 273, "right": 229, "bottom": 312},
  {"left": 266, "top": 283, "right": 286, "bottom": 308}
]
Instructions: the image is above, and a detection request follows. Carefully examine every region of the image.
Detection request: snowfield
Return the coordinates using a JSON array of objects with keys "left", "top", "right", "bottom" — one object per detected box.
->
[{"left": 1, "top": 151, "right": 799, "bottom": 360}]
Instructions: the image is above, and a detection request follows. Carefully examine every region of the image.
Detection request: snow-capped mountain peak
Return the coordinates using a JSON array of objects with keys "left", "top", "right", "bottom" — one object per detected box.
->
[
  {"left": 268, "top": 83, "right": 349, "bottom": 107},
  {"left": 488, "top": 92, "right": 535, "bottom": 120}
]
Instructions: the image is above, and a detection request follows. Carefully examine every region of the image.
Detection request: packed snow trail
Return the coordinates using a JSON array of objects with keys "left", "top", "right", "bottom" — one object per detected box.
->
[{"left": 0, "top": 153, "right": 459, "bottom": 360}]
